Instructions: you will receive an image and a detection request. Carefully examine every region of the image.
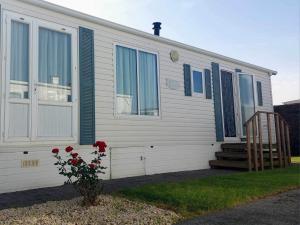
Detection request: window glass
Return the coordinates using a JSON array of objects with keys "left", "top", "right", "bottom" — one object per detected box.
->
[
  {"left": 38, "top": 27, "right": 72, "bottom": 102},
  {"left": 116, "top": 46, "right": 138, "bottom": 115},
  {"left": 10, "top": 21, "right": 29, "bottom": 99},
  {"left": 139, "top": 51, "right": 159, "bottom": 116},
  {"left": 193, "top": 70, "right": 203, "bottom": 93}
]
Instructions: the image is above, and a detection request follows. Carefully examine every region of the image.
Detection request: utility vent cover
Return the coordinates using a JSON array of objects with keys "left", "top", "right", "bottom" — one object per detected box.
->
[{"left": 21, "top": 160, "right": 39, "bottom": 168}]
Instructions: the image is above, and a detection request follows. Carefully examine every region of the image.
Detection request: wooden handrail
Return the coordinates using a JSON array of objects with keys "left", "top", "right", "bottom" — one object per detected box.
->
[{"left": 244, "top": 111, "right": 291, "bottom": 171}]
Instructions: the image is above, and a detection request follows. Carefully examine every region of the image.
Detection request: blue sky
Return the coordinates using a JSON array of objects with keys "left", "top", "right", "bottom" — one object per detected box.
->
[{"left": 46, "top": 0, "right": 300, "bottom": 105}]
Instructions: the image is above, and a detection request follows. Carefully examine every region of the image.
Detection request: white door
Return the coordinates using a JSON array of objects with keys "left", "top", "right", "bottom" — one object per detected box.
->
[{"left": 110, "top": 147, "right": 146, "bottom": 179}]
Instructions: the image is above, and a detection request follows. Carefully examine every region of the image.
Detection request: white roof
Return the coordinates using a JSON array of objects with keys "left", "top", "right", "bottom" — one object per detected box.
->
[{"left": 21, "top": 0, "right": 277, "bottom": 75}]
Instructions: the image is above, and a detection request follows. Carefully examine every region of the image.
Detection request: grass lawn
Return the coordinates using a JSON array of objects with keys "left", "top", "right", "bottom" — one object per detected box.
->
[
  {"left": 119, "top": 165, "right": 300, "bottom": 218},
  {"left": 292, "top": 156, "right": 300, "bottom": 163}
]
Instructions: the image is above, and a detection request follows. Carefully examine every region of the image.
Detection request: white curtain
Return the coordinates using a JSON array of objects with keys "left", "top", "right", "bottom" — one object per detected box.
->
[
  {"left": 138, "top": 51, "right": 159, "bottom": 116},
  {"left": 116, "top": 46, "right": 138, "bottom": 115},
  {"left": 39, "top": 27, "right": 71, "bottom": 87},
  {"left": 10, "top": 21, "right": 29, "bottom": 82}
]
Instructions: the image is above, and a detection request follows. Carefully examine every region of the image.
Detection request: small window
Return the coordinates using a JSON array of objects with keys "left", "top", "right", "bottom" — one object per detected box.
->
[
  {"left": 192, "top": 69, "right": 204, "bottom": 94},
  {"left": 116, "top": 45, "right": 159, "bottom": 116},
  {"left": 256, "top": 81, "right": 263, "bottom": 106}
]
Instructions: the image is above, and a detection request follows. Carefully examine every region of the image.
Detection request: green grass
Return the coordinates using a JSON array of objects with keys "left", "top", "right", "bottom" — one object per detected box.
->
[
  {"left": 292, "top": 157, "right": 300, "bottom": 164},
  {"left": 119, "top": 166, "right": 300, "bottom": 218}
]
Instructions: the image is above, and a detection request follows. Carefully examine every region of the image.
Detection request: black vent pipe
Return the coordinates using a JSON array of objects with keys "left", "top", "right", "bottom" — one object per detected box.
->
[{"left": 153, "top": 22, "right": 161, "bottom": 36}]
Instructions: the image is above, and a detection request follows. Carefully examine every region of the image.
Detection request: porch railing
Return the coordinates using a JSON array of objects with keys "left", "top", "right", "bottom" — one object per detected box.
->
[{"left": 245, "top": 111, "right": 291, "bottom": 172}]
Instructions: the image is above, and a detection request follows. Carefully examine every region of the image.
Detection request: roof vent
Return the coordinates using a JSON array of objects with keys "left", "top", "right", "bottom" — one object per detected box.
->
[{"left": 152, "top": 22, "right": 161, "bottom": 36}]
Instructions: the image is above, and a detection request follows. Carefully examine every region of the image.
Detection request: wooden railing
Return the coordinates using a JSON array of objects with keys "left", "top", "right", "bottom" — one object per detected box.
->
[{"left": 245, "top": 111, "right": 291, "bottom": 172}]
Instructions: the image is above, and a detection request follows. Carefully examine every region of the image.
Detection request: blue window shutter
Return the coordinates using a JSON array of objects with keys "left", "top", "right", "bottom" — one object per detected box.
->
[
  {"left": 183, "top": 64, "right": 192, "bottom": 96},
  {"left": 204, "top": 69, "right": 212, "bottom": 99},
  {"left": 79, "top": 27, "right": 95, "bottom": 145},
  {"left": 211, "top": 62, "right": 224, "bottom": 142},
  {"left": 257, "top": 81, "right": 263, "bottom": 106}
]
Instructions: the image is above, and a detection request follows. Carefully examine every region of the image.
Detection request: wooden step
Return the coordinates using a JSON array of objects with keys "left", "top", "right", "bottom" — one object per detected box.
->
[
  {"left": 215, "top": 151, "right": 279, "bottom": 160},
  {"left": 209, "top": 160, "right": 248, "bottom": 169},
  {"left": 209, "top": 159, "right": 280, "bottom": 170}
]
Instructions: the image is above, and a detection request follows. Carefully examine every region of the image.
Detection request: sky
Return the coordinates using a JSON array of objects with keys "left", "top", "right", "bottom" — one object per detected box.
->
[{"left": 46, "top": 0, "right": 300, "bottom": 105}]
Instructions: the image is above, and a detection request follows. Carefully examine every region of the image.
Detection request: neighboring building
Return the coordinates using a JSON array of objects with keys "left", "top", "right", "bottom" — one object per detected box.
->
[
  {"left": 0, "top": 0, "right": 277, "bottom": 193},
  {"left": 274, "top": 100, "right": 300, "bottom": 156}
]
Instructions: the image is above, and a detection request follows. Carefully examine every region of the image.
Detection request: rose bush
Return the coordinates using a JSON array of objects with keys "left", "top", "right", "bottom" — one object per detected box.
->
[{"left": 51, "top": 141, "right": 107, "bottom": 206}]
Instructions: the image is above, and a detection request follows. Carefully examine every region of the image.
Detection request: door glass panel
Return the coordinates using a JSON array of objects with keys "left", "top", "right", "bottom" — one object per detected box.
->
[
  {"left": 221, "top": 71, "right": 236, "bottom": 137},
  {"left": 10, "top": 21, "right": 29, "bottom": 99},
  {"left": 239, "top": 74, "right": 255, "bottom": 136},
  {"left": 38, "top": 27, "right": 72, "bottom": 102}
]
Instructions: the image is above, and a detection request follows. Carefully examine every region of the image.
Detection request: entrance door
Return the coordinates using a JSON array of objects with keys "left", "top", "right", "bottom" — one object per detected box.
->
[
  {"left": 221, "top": 70, "right": 236, "bottom": 138},
  {"left": 238, "top": 73, "right": 255, "bottom": 136}
]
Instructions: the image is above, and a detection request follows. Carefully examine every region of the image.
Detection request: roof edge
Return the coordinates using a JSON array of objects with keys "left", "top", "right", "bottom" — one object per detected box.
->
[{"left": 20, "top": 0, "right": 277, "bottom": 75}]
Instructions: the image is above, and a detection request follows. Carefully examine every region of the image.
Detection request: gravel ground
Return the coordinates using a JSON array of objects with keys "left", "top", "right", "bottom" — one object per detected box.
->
[
  {"left": 177, "top": 189, "right": 300, "bottom": 225},
  {"left": 0, "top": 195, "right": 181, "bottom": 225}
]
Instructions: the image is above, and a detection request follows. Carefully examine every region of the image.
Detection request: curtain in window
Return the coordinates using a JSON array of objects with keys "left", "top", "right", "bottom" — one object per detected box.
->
[
  {"left": 10, "top": 21, "right": 29, "bottom": 99},
  {"left": 39, "top": 27, "right": 71, "bottom": 87},
  {"left": 221, "top": 71, "right": 236, "bottom": 137},
  {"left": 116, "top": 46, "right": 138, "bottom": 115},
  {"left": 193, "top": 71, "right": 203, "bottom": 93},
  {"left": 11, "top": 21, "right": 29, "bottom": 82},
  {"left": 139, "top": 51, "right": 159, "bottom": 116},
  {"left": 239, "top": 74, "right": 255, "bottom": 135}
]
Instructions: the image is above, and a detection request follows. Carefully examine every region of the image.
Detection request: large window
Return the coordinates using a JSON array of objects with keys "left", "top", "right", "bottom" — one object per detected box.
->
[
  {"left": 4, "top": 11, "right": 78, "bottom": 142},
  {"left": 116, "top": 45, "right": 159, "bottom": 116}
]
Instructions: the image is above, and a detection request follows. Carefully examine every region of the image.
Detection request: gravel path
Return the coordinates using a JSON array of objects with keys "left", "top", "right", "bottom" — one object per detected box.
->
[
  {"left": 0, "top": 195, "right": 180, "bottom": 225},
  {"left": 177, "top": 189, "right": 300, "bottom": 225}
]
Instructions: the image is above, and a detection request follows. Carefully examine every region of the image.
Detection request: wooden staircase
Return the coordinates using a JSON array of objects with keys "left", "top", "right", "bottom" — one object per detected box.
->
[{"left": 210, "top": 111, "right": 292, "bottom": 171}]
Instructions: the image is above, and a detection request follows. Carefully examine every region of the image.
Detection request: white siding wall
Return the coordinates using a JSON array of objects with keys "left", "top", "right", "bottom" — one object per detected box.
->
[{"left": 0, "top": 0, "right": 274, "bottom": 193}]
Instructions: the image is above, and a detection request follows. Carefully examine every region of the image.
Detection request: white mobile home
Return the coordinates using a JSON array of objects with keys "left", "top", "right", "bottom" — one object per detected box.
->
[{"left": 0, "top": 0, "right": 277, "bottom": 193}]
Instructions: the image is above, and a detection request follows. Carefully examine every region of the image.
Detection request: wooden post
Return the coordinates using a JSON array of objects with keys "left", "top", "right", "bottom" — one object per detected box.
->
[
  {"left": 267, "top": 113, "right": 273, "bottom": 169},
  {"left": 285, "top": 125, "right": 291, "bottom": 165},
  {"left": 252, "top": 116, "right": 258, "bottom": 171},
  {"left": 281, "top": 120, "right": 287, "bottom": 167},
  {"left": 246, "top": 122, "right": 252, "bottom": 171},
  {"left": 257, "top": 113, "right": 264, "bottom": 170},
  {"left": 275, "top": 114, "right": 283, "bottom": 168}
]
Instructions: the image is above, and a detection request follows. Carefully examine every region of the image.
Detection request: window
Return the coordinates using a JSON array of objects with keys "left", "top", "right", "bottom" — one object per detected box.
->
[
  {"left": 116, "top": 45, "right": 159, "bottom": 116},
  {"left": 10, "top": 21, "right": 29, "bottom": 99},
  {"left": 256, "top": 81, "right": 263, "bottom": 106},
  {"left": 191, "top": 69, "right": 204, "bottom": 95},
  {"left": 3, "top": 11, "right": 78, "bottom": 142}
]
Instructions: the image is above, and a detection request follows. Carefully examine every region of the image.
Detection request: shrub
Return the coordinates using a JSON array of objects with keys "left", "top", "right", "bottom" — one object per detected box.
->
[{"left": 51, "top": 141, "right": 107, "bottom": 206}]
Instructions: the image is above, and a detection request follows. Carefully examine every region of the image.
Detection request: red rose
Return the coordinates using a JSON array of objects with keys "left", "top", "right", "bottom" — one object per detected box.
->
[
  {"left": 52, "top": 148, "right": 59, "bottom": 154},
  {"left": 71, "top": 153, "right": 78, "bottom": 158},
  {"left": 65, "top": 146, "right": 73, "bottom": 153},
  {"left": 71, "top": 159, "right": 78, "bottom": 166},
  {"left": 89, "top": 163, "right": 96, "bottom": 169},
  {"left": 95, "top": 141, "right": 107, "bottom": 152}
]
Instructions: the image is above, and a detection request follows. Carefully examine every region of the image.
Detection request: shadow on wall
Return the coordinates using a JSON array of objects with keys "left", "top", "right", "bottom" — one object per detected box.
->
[{"left": 274, "top": 102, "right": 300, "bottom": 156}]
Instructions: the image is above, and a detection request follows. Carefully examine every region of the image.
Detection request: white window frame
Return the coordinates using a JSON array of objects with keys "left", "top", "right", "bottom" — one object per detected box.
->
[
  {"left": 1, "top": 10, "right": 78, "bottom": 143},
  {"left": 113, "top": 43, "right": 161, "bottom": 119},
  {"left": 191, "top": 67, "right": 205, "bottom": 96}
]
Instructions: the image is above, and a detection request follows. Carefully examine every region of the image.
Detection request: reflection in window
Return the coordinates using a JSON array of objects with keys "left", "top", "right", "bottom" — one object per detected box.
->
[
  {"left": 38, "top": 27, "right": 72, "bottom": 102},
  {"left": 10, "top": 21, "right": 29, "bottom": 99},
  {"left": 192, "top": 70, "right": 203, "bottom": 94}
]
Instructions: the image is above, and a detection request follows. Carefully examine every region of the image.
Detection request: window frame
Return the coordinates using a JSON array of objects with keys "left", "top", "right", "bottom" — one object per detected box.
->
[
  {"left": 113, "top": 43, "right": 161, "bottom": 119},
  {"left": 1, "top": 10, "right": 78, "bottom": 144},
  {"left": 190, "top": 67, "right": 205, "bottom": 96}
]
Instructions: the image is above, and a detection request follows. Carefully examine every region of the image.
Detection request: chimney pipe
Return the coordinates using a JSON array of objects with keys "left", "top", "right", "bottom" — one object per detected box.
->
[{"left": 152, "top": 22, "right": 161, "bottom": 36}]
